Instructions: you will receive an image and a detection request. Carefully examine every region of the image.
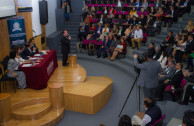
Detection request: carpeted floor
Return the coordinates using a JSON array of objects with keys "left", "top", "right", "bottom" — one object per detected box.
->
[{"left": 56, "top": 59, "right": 140, "bottom": 126}]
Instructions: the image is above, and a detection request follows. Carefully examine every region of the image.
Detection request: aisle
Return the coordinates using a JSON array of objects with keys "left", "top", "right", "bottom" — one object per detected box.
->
[{"left": 63, "top": 0, "right": 84, "bottom": 54}]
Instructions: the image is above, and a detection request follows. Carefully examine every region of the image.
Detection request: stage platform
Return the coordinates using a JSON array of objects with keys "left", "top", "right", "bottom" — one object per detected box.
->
[{"left": 0, "top": 57, "right": 113, "bottom": 126}]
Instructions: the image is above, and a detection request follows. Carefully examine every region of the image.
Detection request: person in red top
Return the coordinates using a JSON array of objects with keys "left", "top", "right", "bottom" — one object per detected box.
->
[
  {"left": 110, "top": 37, "right": 127, "bottom": 61},
  {"left": 84, "top": 14, "right": 92, "bottom": 25},
  {"left": 86, "top": 23, "right": 96, "bottom": 40},
  {"left": 109, "top": 7, "right": 116, "bottom": 18}
]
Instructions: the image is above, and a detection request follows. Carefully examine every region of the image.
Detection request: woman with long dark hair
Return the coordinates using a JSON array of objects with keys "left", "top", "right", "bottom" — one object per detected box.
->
[{"left": 7, "top": 51, "right": 27, "bottom": 89}]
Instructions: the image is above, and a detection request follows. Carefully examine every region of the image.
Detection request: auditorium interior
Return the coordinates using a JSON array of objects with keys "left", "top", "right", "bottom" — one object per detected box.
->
[{"left": 0, "top": 0, "right": 194, "bottom": 126}]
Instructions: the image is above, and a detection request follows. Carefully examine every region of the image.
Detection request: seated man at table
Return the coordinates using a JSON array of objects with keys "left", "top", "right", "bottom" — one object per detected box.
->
[
  {"left": 29, "top": 38, "right": 39, "bottom": 53},
  {"left": 20, "top": 44, "right": 29, "bottom": 60},
  {"left": 132, "top": 97, "right": 162, "bottom": 126},
  {"left": 131, "top": 25, "right": 143, "bottom": 50},
  {"left": 23, "top": 43, "right": 35, "bottom": 57}
]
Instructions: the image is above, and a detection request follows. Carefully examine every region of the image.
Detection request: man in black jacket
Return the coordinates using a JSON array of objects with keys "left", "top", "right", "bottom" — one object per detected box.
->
[
  {"left": 61, "top": 30, "right": 71, "bottom": 66},
  {"left": 160, "top": 31, "right": 174, "bottom": 53},
  {"left": 147, "top": 42, "right": 155, "bottom": 58},
  {"left": 23, "top": 43, "right": 35, "bottom": 57},
  {"left": 164, "top": 6, "right": 178, "bottom": 27},
  {"left": 156, "top": 63, "right": 183, "bottom": 101},
  {"left": 185, "top": 35, "right": 194, "bottom": 72}
]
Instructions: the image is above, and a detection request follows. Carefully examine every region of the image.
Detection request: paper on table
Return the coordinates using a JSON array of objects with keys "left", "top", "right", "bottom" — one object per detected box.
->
[
  {"left": 34, "top": 54, "right": 41, "bottom": 57},
  {"left": 31, "top": 57, "right": 38, "bottom": 60},
  {"left": 22, "top": 64, "right": 32, "bottom": 67}
]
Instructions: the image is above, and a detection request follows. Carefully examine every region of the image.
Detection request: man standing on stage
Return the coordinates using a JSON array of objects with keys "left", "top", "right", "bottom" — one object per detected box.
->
[{"left": 61, "top": 30, "right": 71, "bottom": 66}]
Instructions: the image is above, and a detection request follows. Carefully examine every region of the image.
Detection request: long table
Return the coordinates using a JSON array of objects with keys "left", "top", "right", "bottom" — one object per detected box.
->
[{"left": 19, "top": 50, "right": 58, "bottom": 90}]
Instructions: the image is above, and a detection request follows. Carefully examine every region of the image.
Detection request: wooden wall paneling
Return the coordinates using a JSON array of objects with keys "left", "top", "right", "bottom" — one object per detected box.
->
[
  {"left": 0, "top": 19, "right": 11, "bottom": 61},
  {"left": 34, "top": 35, "right": 42, "bottom": 50},
  {"left": 17, "top": 12, "right": 33, "bottom": 42}
]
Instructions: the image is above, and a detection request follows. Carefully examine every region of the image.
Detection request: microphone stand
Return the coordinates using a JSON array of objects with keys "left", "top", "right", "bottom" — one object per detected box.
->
[{"left": 118, "top": 74, "right": 140, "bottom": 117}]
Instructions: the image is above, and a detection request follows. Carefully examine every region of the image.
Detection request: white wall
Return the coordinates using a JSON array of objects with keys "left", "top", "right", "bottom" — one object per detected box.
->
[
  {"left": 31, "top": 0, "right": 42, "bottom": 37},
  {"left": 31, "top": 0, "right": 57, "bottom": 37},
  {"left": 45, "top": 0, "right": 57, "bottom": 36}
]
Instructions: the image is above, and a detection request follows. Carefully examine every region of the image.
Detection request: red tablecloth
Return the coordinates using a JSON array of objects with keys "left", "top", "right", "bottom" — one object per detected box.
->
[{"left": 19, "top": 50, "right": 58, "bottom": 90}]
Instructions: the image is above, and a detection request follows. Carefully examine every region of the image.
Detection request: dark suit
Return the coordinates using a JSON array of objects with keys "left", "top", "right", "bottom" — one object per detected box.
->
[
  {"left": 31, "top": 43, "right": 39, "bottom": 53},
  {"left": 94, "top": 26, "right": 103, "bottom": 38},
  {"left": 164, "top": 10, "right": 178, "bottom": 27},
  {"left": 98, "top": 18, "right": 105, "bottom": 24},
  {"left": 61, "top": 36, "right": 71, "bottom": 65},
  {"left": 185, "top": 40, "right": 194, "bottom": 69},
  {"left": 23, "top": 47, "right": 34, "bottom": 57},
  {"left": 161, "top": 36, "right": 174, "bottom": 52},
  {"left": 157, "top": 70, "right": 183, "bottom": 98},
  {"left": 147, "top": 18, "right": 154, "bottom": 27},
  {"left": 97, "top": 39, "right": 111, "bottom": 57},
  {"left": 78, "top": 25, "right": 89, "bottom": 41},
  {"left": 147, "top": 47, "right": 156, "bottom": 58},
  {"left": 20, "top": 52, "right": 29, "bottom": 60},
  {"left": 126, "top": 18, "right": 133, "bottom": 25}
]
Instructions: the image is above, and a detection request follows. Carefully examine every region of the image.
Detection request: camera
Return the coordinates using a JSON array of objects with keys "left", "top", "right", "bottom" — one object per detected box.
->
[{"left": 134, "top": 55, "right": 145, "bottom": 75}]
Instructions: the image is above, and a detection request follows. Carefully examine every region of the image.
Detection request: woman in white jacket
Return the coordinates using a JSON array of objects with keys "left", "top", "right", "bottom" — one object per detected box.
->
[{"left": 157, "top": 50, "right": 168, "bottom": 69}]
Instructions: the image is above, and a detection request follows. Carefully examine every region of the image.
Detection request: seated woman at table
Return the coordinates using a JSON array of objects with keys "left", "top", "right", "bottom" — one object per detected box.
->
[
  {"left": 110, "top": 37, "right": 127, "bottom": 61},
  {"left": 13, "top": 46, "right": 31, "bottom": 65},
  {"left": 7, "top": 51, "right": 27, "bottom": 89}
]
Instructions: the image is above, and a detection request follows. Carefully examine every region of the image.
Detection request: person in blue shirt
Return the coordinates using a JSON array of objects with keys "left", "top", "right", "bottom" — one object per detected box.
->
[{"left": 136, "top": 0, "right": 142, "bottom": 12}]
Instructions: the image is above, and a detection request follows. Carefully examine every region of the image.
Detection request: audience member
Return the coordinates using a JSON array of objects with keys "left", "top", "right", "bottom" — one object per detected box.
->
[
  {"left": 159, "top": 60, "right": 176, "bottom": 82},
  {"left": 185, "top": 35, "right": 194, "bottom": 72},
  {"left": 157, "top": 50, "right": 168, "bottom": 69},
  {"left": 131, "top": 25, "right": 143, "bottom": 50},
  {"left": 156, "top": 63, "right": 183, "bottom": 101},
  {"left": 181, "top": 110, "right": 194, "bottom": 126},
  {"left": 147, "top": 42, "right": 155, "bottom": 58},
  {"left": 7, "top": 51, "right": 27, "bottom": 89},
  {"left": 118, "top": 115, "right": 132, "bottom": 126},
  {"left": 108, "top": 36, "right": 119, "bottom": 58},
  {"left": 78, "top": 22, "right": 88, "bottom": 41},
  {"left": 110, "top": 37, "right": 127, "bottom": 61},
  {"left": 98, "top": 24, "right": 110, "bottom": 41},
  {"left": 97, "top": 35, "right": 111, "bottom": 58},
  {"left": 153, "top": 46, "right": 161, "bottom": 61},
  {"left": 109, "top": 7, "right": 116, "bottom": 18},
  {"left": 132, "top": 97, "right": 162, "bottom": 126},
  {"left": 82, "top": 6, "right": 91, "bottom": 21},
  {"left": 62, "top": 2, "right": 70, "bottom": 21}
]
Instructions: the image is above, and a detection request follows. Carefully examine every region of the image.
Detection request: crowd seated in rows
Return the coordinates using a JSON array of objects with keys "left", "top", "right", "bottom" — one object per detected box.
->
[{"left": 80, "top": 0, "right": 192, "bottom": 60}]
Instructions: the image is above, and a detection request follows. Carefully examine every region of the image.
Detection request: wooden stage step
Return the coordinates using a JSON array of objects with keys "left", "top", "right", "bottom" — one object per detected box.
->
[{"left": 12, "top": 98, "right": 51, "bottom": 120}]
